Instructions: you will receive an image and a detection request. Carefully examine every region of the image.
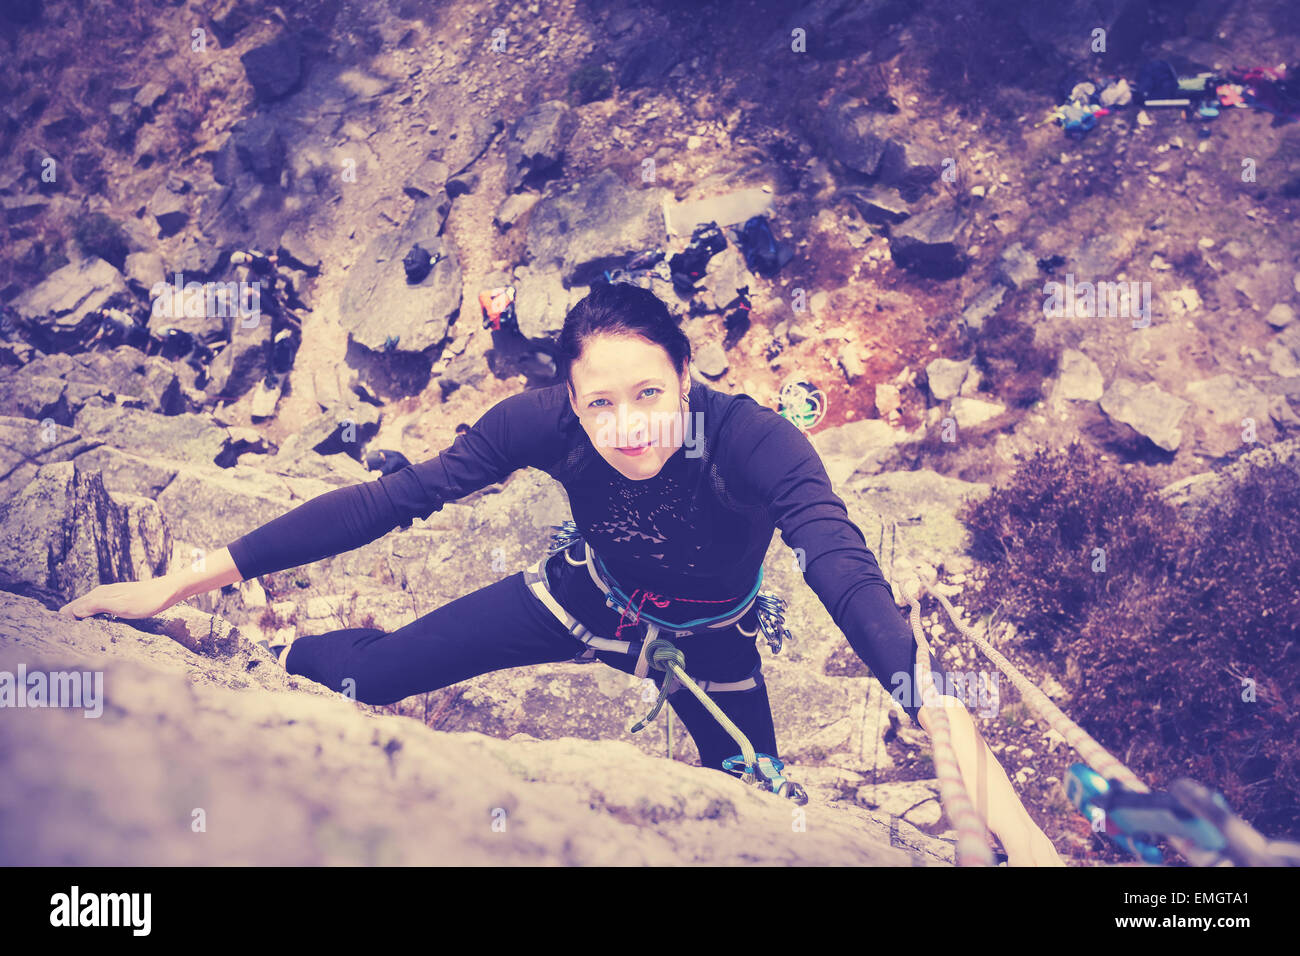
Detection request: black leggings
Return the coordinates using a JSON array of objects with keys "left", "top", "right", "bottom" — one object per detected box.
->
[{"left": 283, "top": 550, "right": 780, "bottom": 775}]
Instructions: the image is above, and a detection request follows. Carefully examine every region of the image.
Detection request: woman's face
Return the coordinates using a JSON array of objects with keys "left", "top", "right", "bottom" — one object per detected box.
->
[{"left": 567, "top": 333, "right": 690, "bottom": 480}]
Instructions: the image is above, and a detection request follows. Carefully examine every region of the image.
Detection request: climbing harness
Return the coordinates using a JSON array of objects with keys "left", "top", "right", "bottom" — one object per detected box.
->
[
  {"left": 521, "top": 521, "right": 806, "bottom": 804},
  {"left": 537, "top": 520, "right": 790, "bottom": 655},
  {"left": 899, "top": 573, "right": 1299, "bottom": 867}
]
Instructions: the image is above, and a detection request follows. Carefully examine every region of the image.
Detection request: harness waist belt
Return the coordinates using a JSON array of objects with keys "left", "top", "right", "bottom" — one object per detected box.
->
[{"left": 521, "top": 554, "right": 762, "bottom": 694}]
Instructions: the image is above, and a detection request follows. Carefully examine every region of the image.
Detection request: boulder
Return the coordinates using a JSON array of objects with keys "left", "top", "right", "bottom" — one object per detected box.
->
[
  {"left": 403, "top": 158, "right": 450, "bottom": 200},
  {"left": 888, "top": 202, "right": 968, "bottom": 278},
  {"left": 513, "top": 267, "right": 570, "bottom": 342},
  {"left": 1099, "top": 379, "right": 1190, "bottom": 452},
  {"left": 878, "top": 138, "right": 943, "bottom": 201},
  {"left": 959, "top": 285, "right": 1005, "bottom": 334},
  {"left": 694, "top": 342, "right": 728, "bottom": 378},
  {"left": 494, "top": 191, "right": 540, "bottom": 232},
  {"left": 837, "top": 343, "right": 865, "bottom": 383},
  {"left": 228, "top": 115, "right": 285, "bottom": 185},
  {"left": 875, "top": 383, "right": 901, "bottom": 418},
  {"left": 525, "top": 168, "right": 667, "bottom": 287},
  {"left": 504, "top": 100, "right": 577, "bottom": 191},
  {"left": 1266, "top": 303, "right": 1295, "bottom": 328},
  {"left": 925, "top": 358, "right": 972, "bottom": 401},
  {"left": 148, "top": 178, "right": 190, "bottom": 237},
  {"left": 948, "top": 396, "right": 1006, "bottom": 428},
  {"left": 1183, "top": 374, "right": 1273, "bottom": 459},
  {"left": 239, "top": 33, "right": 304, "bottom": 101},
  {"left": 72, "top": 402, "right": 234, "bottom": 464},
  {"left": 841, "top": 184, "right": 911, "bottom": 225},
  {"left": 10, "top": 256, "right": 133, "bottom": 351},
  {"left": 997, "top": 242, "right": 1039, "bottom": 289},
  {"left": 1053, "top": 349, "right": 1103, "bottom": 401},
  {"left": 823, "top": 98, "right": 893, "bottom": 175},
  {"left": 1159, "top": 437, "right": 1300, "bottom": 517}
]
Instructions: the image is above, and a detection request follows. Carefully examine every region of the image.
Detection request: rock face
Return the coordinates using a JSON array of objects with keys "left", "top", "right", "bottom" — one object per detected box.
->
[
  {"left": 525, "top": 168, "right": 667, "bottom": 287},
  {"left": 0, "top": 462, "right": 169, "bottom": 607},
  {"left": 0, "top": 591, "right": 951, "bottom": 866},
  {"left": 338, "top": 225, "right": 463, "bottom": 353},
  {"left": 1099, "top": 379, "right": 1190, "bottom": 452}
]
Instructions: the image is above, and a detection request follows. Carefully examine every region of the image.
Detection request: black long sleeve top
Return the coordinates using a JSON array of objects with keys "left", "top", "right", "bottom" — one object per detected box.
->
[{"left": 225, "top": 379, "right": 939, "bottom": 725}]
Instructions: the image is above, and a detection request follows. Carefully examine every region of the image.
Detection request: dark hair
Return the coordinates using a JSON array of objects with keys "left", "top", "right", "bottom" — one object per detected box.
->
[{"left": 557, "top": 282, "right": 691, "bottom": 395}]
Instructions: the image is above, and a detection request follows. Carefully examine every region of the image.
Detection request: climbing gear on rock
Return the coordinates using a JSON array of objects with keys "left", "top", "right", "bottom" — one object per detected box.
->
[
  {"left": 479, "top": 285, "right": 517, "bottom": 332},
  {"left": 723, "top": 753, "right": 808, "bottom": 805},
  {"left": 777, "top": 376, "right": 827, "bottom": 432}
]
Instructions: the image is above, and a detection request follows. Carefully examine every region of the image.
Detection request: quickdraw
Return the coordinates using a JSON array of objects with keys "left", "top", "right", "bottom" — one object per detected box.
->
[
  {"left": 722, "top": 753, "right": 806, "bottom": 805},
  {"left": 1066, "top": 763, "right": 1300, "bottom": 866},
  {"left": 629, "top": 636, "right": 808, "bottom": 805}
]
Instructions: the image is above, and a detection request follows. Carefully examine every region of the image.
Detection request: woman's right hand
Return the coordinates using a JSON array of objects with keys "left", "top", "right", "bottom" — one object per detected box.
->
[{"left": 59, "top": 576, "right": 181, "bottom": 621}]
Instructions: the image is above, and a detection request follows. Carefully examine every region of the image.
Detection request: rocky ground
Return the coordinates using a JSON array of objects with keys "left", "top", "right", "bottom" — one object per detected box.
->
[{"left": 2, "top": 0, "right": 1299, "bottom": 865}]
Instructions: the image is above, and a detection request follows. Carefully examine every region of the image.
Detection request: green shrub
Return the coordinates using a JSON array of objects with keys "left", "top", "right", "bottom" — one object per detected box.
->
[
  {"left": 961, "top": 444, "right": 1300, "bottom": 838},
  {"left": 568, "top": 62, "right": 613, "bottom": 105},
  {"left": 961, "top": 442, "right": 1180, "bottom": 647},
  {"left": 73, "top": 212, "right": 129, "bottom": 269}
]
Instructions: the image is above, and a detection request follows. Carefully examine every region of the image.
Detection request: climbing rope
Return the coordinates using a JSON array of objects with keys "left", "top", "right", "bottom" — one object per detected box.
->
[
  {"left": 901, "top": 572, "right": 1240, "bottom": 867},
  {"left": 902, "top": 577, "right": 997, "bottom": 867},
  {"left": 777, "top": 377, "right": 826, "bottom": 432}
]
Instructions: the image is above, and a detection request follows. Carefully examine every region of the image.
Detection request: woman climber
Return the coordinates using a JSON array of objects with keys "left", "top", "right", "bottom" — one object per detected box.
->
[{"left": 60, "top": 281, "right": 1063, "bottom": 866}]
